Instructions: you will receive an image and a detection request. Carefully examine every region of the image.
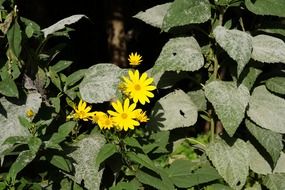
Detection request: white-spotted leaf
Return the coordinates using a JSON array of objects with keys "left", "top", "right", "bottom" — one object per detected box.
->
[
  {"left": 213, "top": 26, "right": 252, "bottom": 76},
  {"left": 134, "top": 3, "right": 171, "bottom": 28},
  {"left": 149, "top": 90, "right": 198, "bottom": 131},
  {"left": 206, "top": 138, "right": 249, "bottom": 190},
  {"left": 273, "top": 152, "right": 285, "bottom": 174},
  {"left": 245, "top": 0, "right": 285, "bottom": 17},
  {"left": 252, "top": 35, "right": 285, "bottom": 64},
  {"left": 79, "top": 64, "right": 127, "bottom": 103},
  {"left": 204, "top": 81, "right": 250, "bottom": 136},
  {"left": 266, "top": 77, "right": 285, "bottom": 95},
  {"left": 152, "top": 37, "right": 204, "bottom": 77},
  {"left": 162, "top": 0, "right": 211, "bottom": 32},
  {"left": 247, "top": 85, "right": 285, "bottom": 133},
  {"left": 262, "top": 174, "right": 285, "bottom": 190}
]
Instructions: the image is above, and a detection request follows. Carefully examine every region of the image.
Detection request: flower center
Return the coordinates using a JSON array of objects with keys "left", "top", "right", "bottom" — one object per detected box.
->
[
  {"left": 134, "top": 84, "right": 141, "bottom": 91},
  {"left": 121, "top": 113, "right": 128, "bottom": 119}
]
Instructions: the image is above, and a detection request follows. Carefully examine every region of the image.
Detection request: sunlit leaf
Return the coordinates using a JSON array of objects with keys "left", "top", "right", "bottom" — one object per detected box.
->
[
  {"left": 262, "top": 173, "right": 285, "bottom": 190},
  {"left": 266, "top": 77, "right": 285, "bottom": 95},
  {"left": 245, "top": 0, "right": 285, "bottom": 17}
]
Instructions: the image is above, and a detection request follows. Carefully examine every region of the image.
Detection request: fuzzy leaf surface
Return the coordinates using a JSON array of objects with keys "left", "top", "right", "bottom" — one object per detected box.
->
[
  {"left": 206, "top": 138, "right": 249, "bottom": 190},
  {"left": 149, "top": 90, "right": 198, "bottom": 130},
  {"left": 262, "top": 174, "right": 285, "bottom": 190},
  {"left": 213, "top": 26, "right": 252, "bottom": 76},
  {"left": 162, "top": 0, "right": 211, "bottom": 32},
  {"left": 266, "top": 77, "right": 285, "bottom": 95},
  {"left": 252, "top": 35, "right": 285, "bottom": 64},
  {"left": 79, "top": 64, "right": 127, "bottom": 103},
  {"left": 247, "top": 85, "right": 285, "bottom": 133},
  {"left": 245, "top": 0, "right": 285, "bottom": 17},
  {"left": 204, "top": 81, "right": 250, "bottom": 136}
]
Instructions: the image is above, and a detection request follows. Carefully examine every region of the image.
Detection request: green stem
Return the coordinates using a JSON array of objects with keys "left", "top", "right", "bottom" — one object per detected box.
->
[
  {"left": 187, "top": 138, "right": 206, "bottom": 148},
  {"left": 210, "top": 117, "right": 215, "bottom": 142}
]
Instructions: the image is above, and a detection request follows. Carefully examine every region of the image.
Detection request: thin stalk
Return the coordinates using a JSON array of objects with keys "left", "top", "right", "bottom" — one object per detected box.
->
[{"left": 210, "top": 117, "right": 215, "bottom": 142}]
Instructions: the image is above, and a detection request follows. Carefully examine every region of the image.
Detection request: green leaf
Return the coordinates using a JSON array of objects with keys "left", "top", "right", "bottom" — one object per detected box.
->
[
  {"left": 7, "top": 20, "right": 22, "bottom": 57},
  {"left": 266, "top": 77, "right": 285, "bottom": 95},
  {"left": 0, "top": 92, "right": 42, "bottom": 156},
  {"left": 245, "top": 119, "right": 282, "bottom": 165},
  {"left": 64, "top": 69, "right": 86, "bottom": 89},
  {"left": 7, "top": 150, "right": 36, "bottom": 184},
  {"left": 206, "top": 138, "right": 250, "bottom": 190},
  {"left": 213, "top": 26, "right": 252, "bottom": 76},
  {"left": 20, "top": 17, "right": 41, "bottom": 38},
  {"left": 247, "top": 142, "right": 272, "bottom": 175},
  {"left": 51, "top": 60, "right": 73, "bottom": 73},
  {"left": 273, "top": 152, "right": 285, "bottom": 173},
  {"left": 79, "top": 64, "right": 127, "bottom": 103},
  {"left": 245, "top": 0, "right": 285, "bottom": 17},
  {"left": 47, "top": 121, "right": 76, "bottom": 145},
  {"left": 124, "top": 137, "right": 142, "bottom": 149},
  {"left": 49, "top": 68, "right": 62, "bottom": 91},
  {"left": 152, "top": 37, "right": 204, "bottom": 77},
  {"left": 69, "top": 133, "right": 105, "bottom": 190},
  {"left": 247, "top": 85, "right": 285, "bottom": 133},
  {"left": 18, "top": 116, "right": 33, "bottom": 129},
  {"left": 27, "top": 136, "right": 41, "bottom": 153},
  {"left": 136, "top": 170, "right": 175, "bottom": 190},
  {"left": 134, "top": 3, "right": 171, "bottom": 28},
  {"left": 41, "top": 15, "right": 87, "bottom": 38},
  {"left": 251, "top": 35, "right": 285, "bottom": 64},
  {"left": 204, "top": 81, "right": 250, "bottom": 136},
  {"left": 262, "top": 173, "right": 285, "bottom": 190},
  {"left": 50, "top": 96, "right": 61, "bottom": 113},
  {"left": 147, "top": 131, "right": 170, "bottom": 154},
  {"left": 127, "top": 152, "right": 158, "bottom": 173},
  {"left": 50, "top": 155, "right": 72, "bottom": 172},
  {"left": 241, "top": 66, "right": 262, "bottom": 91},
  {"left": 205, "top": 183, "right": 232, "bottom": 190},
  {"left": 0, "top": 78, "right": 19, "bottom": 98},
  {"left": 149, "top": 90, "right": 198, "bottom": 130},
  {"left": 162, "top": 0, "right": 211, "bottom": 32},
  {"left": 110, "top": 180, "right": 141, "bottom": 190},
  {"left": 95, "top": 143, "right": 117, "bottom": 167},
  {"left": 187, "top": 89, "right": 207, "bottom": 111}
]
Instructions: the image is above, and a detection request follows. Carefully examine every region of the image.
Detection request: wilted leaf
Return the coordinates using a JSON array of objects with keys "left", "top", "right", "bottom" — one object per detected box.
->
[
  {"left": 79, "top": 64, "right": 127, "bottom": 103},
  {"left": 206, "top": 138, "right": 249, "bottom": 190},
  {"left": 149, "top": 90, "right": 198, "bottom": 130},
  {"left": 162, "top": 0, "right": 211, "bottom": 32},
  {"left": 134, "top": 3, "right": 171, "bottom": 28},
  {"left": 247, "top": 85, "right": 285, "bottom": 133},
  {"left": 213, "top": 26, "right": 252, "bottom": 76},
  {"left": 204, "top": 81, "right": 250, "bottom": 136}
]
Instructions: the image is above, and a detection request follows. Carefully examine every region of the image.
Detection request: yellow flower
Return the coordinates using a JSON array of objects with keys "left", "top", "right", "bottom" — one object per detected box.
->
[
  {"left": 67, "top": 100, "right": 93, "bottom": 121},
  {"left": 128, "top": 52, "right": 142, "bottom": 66},
  {"left": 122, "top": 70, "right": 156, "bottom": 105},
  {"left": 97, "top": 113, "right": 114, "bottom": 130},
  {"left": 107, "top": 98, "right": 140, "bottom": 131},
  {"left": 134, "top": 109, "right": 149, "bottom": 123},
  {"left": 26, "top": 109, "right": 34, "bottom": 118},
  {"left": 91, "top": 111, "right": 106, "bottom": 123}
]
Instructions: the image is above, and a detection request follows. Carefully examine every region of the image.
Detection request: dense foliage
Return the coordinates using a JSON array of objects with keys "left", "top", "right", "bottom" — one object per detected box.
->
[{"left": 0, "top": 0, "right": 285, "bottom": 189}]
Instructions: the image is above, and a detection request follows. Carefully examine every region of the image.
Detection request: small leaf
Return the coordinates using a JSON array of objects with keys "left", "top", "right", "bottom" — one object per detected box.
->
[
  {"left": 245, "top": 0, "right": 285, "bottom": 17},
  {"left": 206, "top": 138, "right": 250, "bottom": 190},
  {"left": 204, "top": 81, "right": 250, "bottom": 136},
  {"left": 50, "top": 96, "right": 61, "bottom": 113},
  {"left": 47, "top": 121, "right": 76, "bottom": 145},
  {"left": 152, "top": 37, "right": 204, "bottom": 77},
  {"left": 213, "top": 26, "right": 252, "bottom": 76},
  {"left": 241, "top": 66, "right": 262, "bottom": 91},
  {"left": 247, "top": 85, "right": 285, "bottom": 133},
  {"left": 0, "top": 78, "right": 19, "bottom": 98},
  {"left": 134, "top": 3, "right": 171, "bottom": 28},
  {"left": 42, "top": 14, "right": 87, "bottom": 38},
  {"left": 124, "top": 137, "right": 142, "bottom": 149},
  {"left": 7, "top": 20, "right": 22, "bottom": 57},
  {"left": 266, "top": 77, "right": 285, "bottom": 95},
  {"left": 245, "top": 119, "right": 282, "bottom": 165},
  {"left": 7, "top": 150, "right": 36, "bottom": 184},
  {"left": 51, "top": 60, "right": 73, "bottom": 73},
  {"left": 127, "top": 152, "right": 158, "bottom": 172},
  {"left": 262, "top": 173, "right": 285, "bottom": 190},
  {"left": 251, "top": 35, "right": 285, "bottom": 64},
  {"left": 50, "top": 155, "right": 72, "bottom": 172},
  {"left": 65, "top": 69, "right": 86, "bottom": 89},
  {"left": 95, "top": 143, "right": 117, "bottom": 167},
  {"left": 162, "top": 0, "right": 211, "bottom": 32},
  {"left": 79, "top": 64, "right": 127, "bottom": 103},
  {"left": 49, "top": 68, "right": 62, "bottom": 91},
  {"left": 247, "top": 142, "right": 272, "bottom": 175},
  {"left": 27, "top": 136, "right": 41, "bottom": 153},
  {"left": 149, "top": 90, "right": 198, "bottom": 130}
]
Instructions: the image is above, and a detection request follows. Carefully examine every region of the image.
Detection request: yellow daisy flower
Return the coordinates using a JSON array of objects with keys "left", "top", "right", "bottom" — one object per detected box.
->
[
  {"left": 91, "top": 111, "right": 106, "bottom": 123},
  {"left": 97, "top": 113, "right": 114, "bottom": 130},
  {"left": 67, "top": 100, "right": 93, "bottom": 121},
  {"left": 107, "top": 98, "right": 140, "bottom": 131},
  {"left": 128, "top": 52, "right": 143, "bottom": 66},
  {"left": 122, "top": 70, "right": 156, "bottom": 105},
  {"left": 134, "top": 109, "right": 149, "bottom": 123}
]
